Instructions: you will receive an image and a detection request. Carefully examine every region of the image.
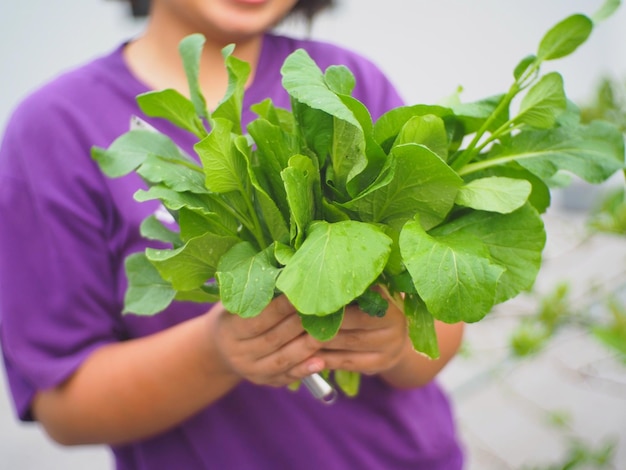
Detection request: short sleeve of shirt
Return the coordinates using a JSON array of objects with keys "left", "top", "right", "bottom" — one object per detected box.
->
[{"left": 0, "top": 87, "right": 126, "bottom": 420}]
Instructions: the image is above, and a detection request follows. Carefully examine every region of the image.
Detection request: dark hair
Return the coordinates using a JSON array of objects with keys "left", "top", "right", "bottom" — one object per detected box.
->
[{"left": 118, "top": 0, "right": 335, "bottom": 21}]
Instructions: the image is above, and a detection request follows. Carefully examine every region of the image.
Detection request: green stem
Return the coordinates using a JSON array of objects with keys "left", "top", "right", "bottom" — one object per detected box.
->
[
  {"left": 458, "top": 150, "right": 546, "bottom": 176},
  {"left": 451, "top": 57, "right": 543, "bottom": 171}
]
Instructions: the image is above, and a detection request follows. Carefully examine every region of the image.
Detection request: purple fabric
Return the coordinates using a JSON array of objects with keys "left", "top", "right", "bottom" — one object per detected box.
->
[{"left": 0, "top": 33, "right": 464, "bottom": 469}]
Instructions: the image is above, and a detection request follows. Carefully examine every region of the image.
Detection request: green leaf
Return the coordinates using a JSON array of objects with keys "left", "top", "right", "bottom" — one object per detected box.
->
[
  {"left": 123, "top": 252, "right": 176, "bottom": 316},
  {"left": 92, "top": 130, "right": 186, "bottom": 178},
  {"left": 333, "top": 369, "right": 361, "bottom": 397},
  {"left": 592, "top": 0, "right": 622, "bottom": 23},
  {"left": 195, "top": 118, "right": 248, "bottom": 193},
  {"left": 276, "top": 220, "right": 392, "bottom": 315},
  {"left": 400, "top": 217, "right": 505, "bottom": 323},
  {"left": 300, "top": 309, "right": 344, "bottom": 341},
  {"left": 452, "top": 94, "right": 509, "bottom": 135},
  {"left": 515, "top": 72, "right": 567, "bottom": 128},
  {"left": 179, "top": 33, "right": 208, "bottom": 119},
  {"left": 486, "top": 121, "right": 625, "bottom": 184},
  {"left": 247, "top": 118, "right": 298, "bottom": 216},
  {"left": 175, "top": 287, "right": 219, "bottom": 304},
  {"left": 404, "top": 293, "right": 440, "bottom": 359},
  {"left": 250, "top": 98, "right": 295, "bottom": 131},
  {"left": 395, "top": 114, "right": 449, "bottom": 161},
  {"left": 139, "top": 215, "right": 181, "bottom": 246},
  {"left": 136, "top": 154, "right": 206, "bottom": 194},
  {"left": 137, "top": 90, "right": 207, "bottom": 138},
  {"left": 212, "top": 45, "right": 251, "bottom": 133},
  {"left": 372, "top": 104, "right": 453, "bottom": 152},
  {"left": 431, "top": 204, "right": 546, "bottom": 304},
  {"left": 341, "top": 143, "right": 462, "bottom": 230},
  {"left": 146, "top": 233, "right": 240, "bottom": 291},
  {"left": 455, "top": 177, "right": 532, "bottom": 213},
  {"left": 471, "top": 164, "right": 552, "bottom": 214},
  {"left": 537, "top": 14, "right": 593, "bottom": 61},
  {"left": 281, "top": 48, "right": 361, "bottom": 129},
  {"left": 355, "top": 290, "right": 388, "bottom": 317},
  {"left": 513, "top": 55, "right": 537, "bottom": 81},
  {"left": 325, "top": 65, "right": 356, "bottom": 95},
  {"left": 178, "top": 207, "right": 237, "bottom": 239},
  {"left": 216, "top": 243, "right": 281, "bottom": 318},
  {"left": 282, "top": 154, "right": 318, "bottom": 249},
  {"left": 328, "top": 116, "right": 367, "bottom": 197}
]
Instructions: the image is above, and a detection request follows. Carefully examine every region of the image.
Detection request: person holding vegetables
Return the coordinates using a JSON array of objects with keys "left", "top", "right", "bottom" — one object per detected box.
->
[{"left": 0, "top": 0, "right": 465, "bottom": 468}]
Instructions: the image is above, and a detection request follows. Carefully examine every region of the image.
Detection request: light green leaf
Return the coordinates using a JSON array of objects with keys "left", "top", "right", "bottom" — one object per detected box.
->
[
  {"left": 281, "top": 48, "right": 361, "bottom": 129},
  {"left": 325, "top": 65, "right": 356, "bottom": 95},
  {"left": 480, "top": 121, "right": 625, "bottom": 184},
  {"left": 216, "top": 243, "right": 281, "bottom": 318},
  {"left": 513, "top": 55, "right": 537, "bottom": 81},
  {"left": 395, "top": 114, "right": 449, "bottom": 161},
  {"left": 282, "top": 154, "right": 318, "bottom": 249},
  {"left": 334, "top": 369, "right": 360, "bottom": 397},
  {"left": 195, "top": 118, "right": 248, "bottom": 193},
  {"left": 452, "top": 94, "right": 509, "bottom": 135},
  {"left": 175, "top": 287, "right": 220, "bottom": 304},
  {"left": 136, "top": 154, "right": 207, "bottom": 194},
  {"left": 146, "top": 233, "right": 240, "bottom": 291},
  {"left": 372, "top": 104, "right": 453, "bottom": 151},
  {"left": 139, "top": 215, "right": 181, "bottom": 246},
  {"left": 515, "top": 72, "right": 567, "bottom": 128},
  {"left": 123, "top": 252, "right": 176, "bottom": 316},
  {"left": 276, "top": 220, "right": 392, "bottom": 315},
  {"left": 212, "top": 45, "right": 251, "bottom": 133},
  {"left": 537, "top": 14, "right": 593, "bottom": 61},
  {"left": 179, "top": 33, "right": 208, "bottom": 119},
  {"left": 456, "top": 177, "right": 532, "bottom": 213},
  {"left": 247, "top": 118, "right": 299, "bottom": 216},
  {"left": 92, "top": 130, "right": 186, "bottom": 178},
  {"left": 400, "top": 218, "right": 505, "bottom": 323},
  {"left": 137, "top": 90, "right": 207, "bottom": 138},
  {"left": 592, "top": 0, "right": 622, "bottom": 23},
  {"left": 178, "top": 207, "right": 237, "bottom": 240}
]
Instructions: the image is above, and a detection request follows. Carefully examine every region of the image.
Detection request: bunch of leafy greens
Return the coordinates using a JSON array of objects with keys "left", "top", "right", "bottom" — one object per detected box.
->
[{"left": 92, "top": 8, "right": 624, "bottom": 397}]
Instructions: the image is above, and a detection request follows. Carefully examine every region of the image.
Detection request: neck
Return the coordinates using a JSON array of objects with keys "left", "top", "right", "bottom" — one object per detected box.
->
[{"left": 123, "top": 9, "right": 264, "bottom": 110}]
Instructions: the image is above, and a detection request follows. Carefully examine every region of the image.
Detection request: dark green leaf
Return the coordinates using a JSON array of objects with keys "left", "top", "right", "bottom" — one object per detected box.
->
[
  {"left": 300, "top": 309, "right": 344, "bottom": 341},
  {"left": 356, "top": 290, "right": 388, "bottom": 317}
]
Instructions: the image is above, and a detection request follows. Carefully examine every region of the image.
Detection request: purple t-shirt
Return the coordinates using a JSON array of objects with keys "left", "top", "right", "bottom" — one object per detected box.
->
[{"left": 0, "top": 33, "right": 464, "bottom": 469}]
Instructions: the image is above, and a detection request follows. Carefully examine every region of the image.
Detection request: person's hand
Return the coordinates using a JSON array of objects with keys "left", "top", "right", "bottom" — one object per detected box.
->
[
  {"left": 209, "top": 295, "right": 325, "bottom": 387},
  {"left": 316, "top": 294, "right": 410, "bottom": 376}
]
